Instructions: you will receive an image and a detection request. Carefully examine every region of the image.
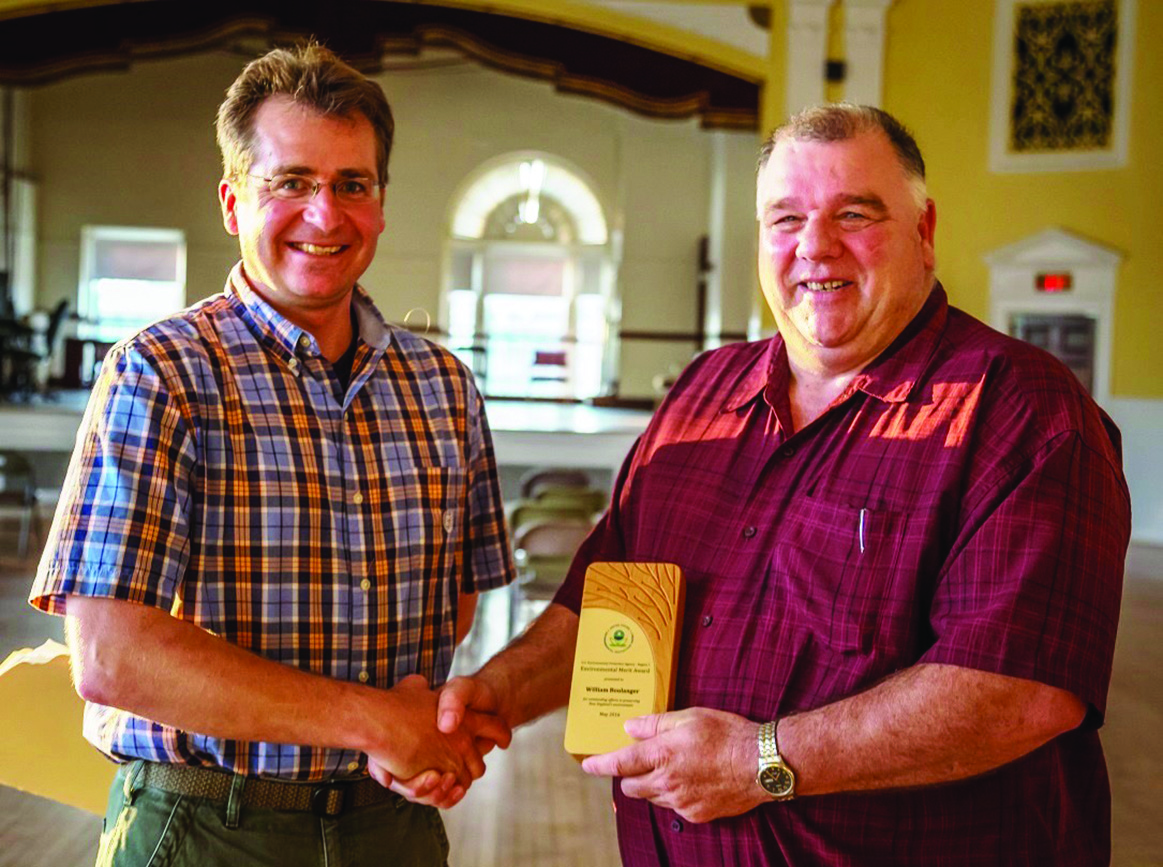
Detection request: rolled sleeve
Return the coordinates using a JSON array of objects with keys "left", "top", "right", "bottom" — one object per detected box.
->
[
  {"left": 460, "top": 382, "right": 515, "bottom": 594},
  {"left": 30, "top": 343, "right": 196, "bottom": 616},
  {"left": 922, "top": 429, "right": 1130, "bottom": 720}
]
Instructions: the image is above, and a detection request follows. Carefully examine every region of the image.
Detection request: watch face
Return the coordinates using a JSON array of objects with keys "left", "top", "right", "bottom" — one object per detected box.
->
[{"left": 758, "top": 764, "right": 795, "bottom": 798}]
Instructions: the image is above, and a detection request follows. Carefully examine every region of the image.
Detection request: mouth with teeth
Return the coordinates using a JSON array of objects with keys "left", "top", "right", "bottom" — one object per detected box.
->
[
  {"left": 800, "top": 279, "right": 851, "bottom": 293},
  {"left": 289, "top": 242, "right": 346, "bottom": 256}
]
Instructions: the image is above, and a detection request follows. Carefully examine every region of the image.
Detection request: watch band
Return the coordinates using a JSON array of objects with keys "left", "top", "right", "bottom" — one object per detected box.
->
[
  {"left": 756, "top": 719, "right": 796, "bottom": 800},
  {"left": 758, "top": 721, "right": 779, "bottom": 762}
]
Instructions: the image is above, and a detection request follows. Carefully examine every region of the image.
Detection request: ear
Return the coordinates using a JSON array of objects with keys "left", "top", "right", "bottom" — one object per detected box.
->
[
  {"left": 918, "top": 199, "right": 937, "bottom": 271},
  {"left": 219, "top": 178, "right": 240, "bottom": 237}
]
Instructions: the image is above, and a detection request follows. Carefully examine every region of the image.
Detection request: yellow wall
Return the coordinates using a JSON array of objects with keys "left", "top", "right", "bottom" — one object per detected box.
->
[{"left": 884, "top": 0, "right": 1163, "bottom": 398}]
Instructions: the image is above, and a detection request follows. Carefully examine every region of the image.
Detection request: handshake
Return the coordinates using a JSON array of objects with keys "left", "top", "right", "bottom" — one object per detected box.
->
[{"left": 364, "top": 671, "right": 510, "bottom": 809}]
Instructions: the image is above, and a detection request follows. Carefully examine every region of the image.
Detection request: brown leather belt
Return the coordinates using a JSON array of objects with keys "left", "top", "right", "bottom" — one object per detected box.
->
[{"left": 137, "top": 762, "right": 402, "bottom": 818}]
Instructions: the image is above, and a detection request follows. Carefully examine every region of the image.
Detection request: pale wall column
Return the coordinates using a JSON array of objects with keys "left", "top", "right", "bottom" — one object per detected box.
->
[
  {"left": 786, "top": 0, "right": 836, "bottom": 115},
  {"left": 703, "top": 131, "right": 727, "bottom": 351},
  {"left": 842, "top": 0, "right": 895, "bottom": 107},
  {"left": 0, "top": 86, "right": 36, "bottom": 314}
]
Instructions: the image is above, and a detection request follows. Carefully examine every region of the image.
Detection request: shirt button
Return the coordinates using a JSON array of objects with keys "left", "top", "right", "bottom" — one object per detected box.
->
[
  {"left": 358, "top": 670, "right": 369, "bottom": 683},
  {"left": 299, "top": 335, "right": 311, "bottom": 349},
  {"left": 742, "top": 526, "right": 757, "bottom": 538},
  {"left": 347, "top": 761, "right": 360, "bottom": 772},
  {"left": 287, "top": 358, "right": 300, "bottom": 375},
  {"left": 442, "top": 511, "right": 454, "bottom": 533},
  {"left": 780, "top": 445, "right": 797, "bottom": 458},
  {"left": 701, "top": 615, "right": 713, "bottom": 627},
  {"left": 352, "top": 492, "right": 364, "bottom": 505},
  {"left": 359, "top": 579, "right": 371, "bottom": 592},
  {"left": 671, "top": 819, "right": 683, "bottom": 832}
]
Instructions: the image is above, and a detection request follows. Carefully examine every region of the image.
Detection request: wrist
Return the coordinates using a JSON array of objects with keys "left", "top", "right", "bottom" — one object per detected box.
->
[{"left": 756, "top": 718, "right": 797, "bottom": 800}]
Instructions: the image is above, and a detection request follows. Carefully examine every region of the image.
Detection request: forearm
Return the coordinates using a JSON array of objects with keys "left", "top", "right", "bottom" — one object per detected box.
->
[
  {"left": 66, "top": 595, "right": 389, "bottom": 753},
  {"left": 456, "top": 592, "right": 478, "bottom": 645},
  {"left": 476, "top": 602, "right": 578, "bottom": 728},
  {"left": 779, "top": 663, "right": 1087, "bottom": 796}
]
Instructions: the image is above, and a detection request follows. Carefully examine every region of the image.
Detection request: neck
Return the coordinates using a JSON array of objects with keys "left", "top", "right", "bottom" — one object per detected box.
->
[
  {"left": 304, "top": 309, "right": 355, "bottom": 363},
  {"left": 240, "top": 268, "right": 356, "bottom": 362},
  {"left": 786, "top": 360, "right": 859, "bottom": 433}
]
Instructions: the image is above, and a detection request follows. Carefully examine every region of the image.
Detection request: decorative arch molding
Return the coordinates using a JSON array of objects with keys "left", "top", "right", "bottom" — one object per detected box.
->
[
  {"left": 449, "top": 152, "right": 608, "bottom": 245},
  {"left": 0, "top": 0, "right": 762, "bottom": 129}
]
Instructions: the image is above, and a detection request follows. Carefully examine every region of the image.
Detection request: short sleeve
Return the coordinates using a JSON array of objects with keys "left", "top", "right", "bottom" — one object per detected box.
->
[
  {"left": 460, "top": 379, "right": 515, "bottom": 594},
  {"left": 29, "top": 343, "right": 196, "bottom": 616},
  {"left": 921, "top": 429, "right": 1130, "bottom": 720}
]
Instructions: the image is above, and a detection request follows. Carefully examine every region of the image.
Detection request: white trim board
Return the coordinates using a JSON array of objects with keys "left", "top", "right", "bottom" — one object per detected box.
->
[{"left": 1106, "top": 397, "right": 1163, "bottom": 546}]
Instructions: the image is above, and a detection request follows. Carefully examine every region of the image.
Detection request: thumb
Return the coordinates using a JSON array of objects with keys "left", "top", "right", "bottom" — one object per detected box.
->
[{"left": 437, "top": 676, "right": 475, "bottom": 733}]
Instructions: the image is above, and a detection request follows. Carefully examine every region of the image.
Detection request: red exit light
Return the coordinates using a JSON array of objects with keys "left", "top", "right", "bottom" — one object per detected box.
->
[{"left": 1036, "top": 272, "right": 1073, "bottom": 292}]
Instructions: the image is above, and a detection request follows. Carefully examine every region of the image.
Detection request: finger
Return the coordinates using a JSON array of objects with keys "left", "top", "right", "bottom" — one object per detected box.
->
[
  {"left": 396, "top": 673, "right": 430, "bottom": 691},
  {"left": 581, "top": 744, "right": 656, "bottom": 779},
  {"left": 437, "top": 677, "right": 476, "bottom": 733},
  {"left": 619, "top": 772, "right": 667, "bottom": 805},
  {"left": 453, "top": 734, "right": 487, "bottom": 781},
  {"left": 394, "top": 769, "right": 442, "bottom": 799},
  {"left": 464, "top": 709, "right": 512, "bottom": 750},
  {"left": 439, "top": 786, "right": 466, "bottom": 809},
  {"left": 474, "top": 736, "right": 499, "bottom": 757},
  {"left": 367, "top": 761, "right": 394, "bottom": 789},
  {"left": 623, "top": 713, "right": 663, "bottom": 739}
]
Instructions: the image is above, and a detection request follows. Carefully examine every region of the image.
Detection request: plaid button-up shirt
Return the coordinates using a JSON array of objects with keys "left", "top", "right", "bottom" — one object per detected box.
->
[
  {"left": 556, "top": 286, "right": 1130, "bottom": 866},
  {"left": 31, "top": 263, "right": 514, "bottom": 780}
]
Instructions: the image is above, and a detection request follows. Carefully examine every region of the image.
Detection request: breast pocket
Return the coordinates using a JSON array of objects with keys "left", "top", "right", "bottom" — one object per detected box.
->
[
  {"left": 384, "top": 463, "right": 467, "bottom": 585},
  {"left": 770, "top": 497, "right": 916, "bottom": 656}
]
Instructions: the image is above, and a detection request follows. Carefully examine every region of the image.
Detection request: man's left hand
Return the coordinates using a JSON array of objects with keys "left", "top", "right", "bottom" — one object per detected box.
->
[{"left": 580, "top": 707, "right": 766, "bottom": 824}]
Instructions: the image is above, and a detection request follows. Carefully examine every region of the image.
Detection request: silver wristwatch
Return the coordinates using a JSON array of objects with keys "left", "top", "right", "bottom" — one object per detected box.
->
[{"left": 756, "top": 720, "right": 796, "bottom": 800}]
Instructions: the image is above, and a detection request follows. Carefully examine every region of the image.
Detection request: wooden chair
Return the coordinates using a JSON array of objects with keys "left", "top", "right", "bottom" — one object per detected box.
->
[
  {"left": 0, "top": 450, "right": 38, "bottom": 557},
  {"left": 508, "top": 519, "right": 592, "bottom": 636},
  {"left": 519, "top": 468, "right": 591, "bottom": 500}
]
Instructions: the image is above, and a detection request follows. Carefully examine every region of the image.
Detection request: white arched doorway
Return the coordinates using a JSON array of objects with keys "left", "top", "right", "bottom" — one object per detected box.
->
[{"left": 443, "top": 153, "right": 616, "bottom": 400}]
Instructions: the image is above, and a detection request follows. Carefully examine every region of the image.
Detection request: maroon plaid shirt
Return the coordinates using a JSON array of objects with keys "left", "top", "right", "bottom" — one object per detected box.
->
[{"left": 556, "top": 286, "right": 1130, "bottom": 866}]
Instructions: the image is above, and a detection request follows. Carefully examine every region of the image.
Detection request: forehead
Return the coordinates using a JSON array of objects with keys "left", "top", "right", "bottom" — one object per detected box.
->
[
  {"left": 249, "top": 96, "right": 377, "bottom": 172},
  {"left": 757, "top": 130, "right": 910, "bottom": 208}
]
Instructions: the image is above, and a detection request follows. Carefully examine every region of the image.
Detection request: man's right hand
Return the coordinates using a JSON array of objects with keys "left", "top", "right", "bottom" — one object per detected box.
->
[
  {"left": 436, "top": 674, "right": 506, "bottom": 736},
  {"left": 365, "top": 674, "right": 511, "bottom": 802},
  {"left": 377, "top": 674, "right": 511, "bottom": 808}
]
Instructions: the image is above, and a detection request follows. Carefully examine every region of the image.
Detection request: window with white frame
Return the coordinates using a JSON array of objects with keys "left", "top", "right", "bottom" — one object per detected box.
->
[
  {"left": 445, "top": 155, "right": 614, "bottom": 400},
  {"left": 78, "top": 225, "right": 187, "bottom": 342}
]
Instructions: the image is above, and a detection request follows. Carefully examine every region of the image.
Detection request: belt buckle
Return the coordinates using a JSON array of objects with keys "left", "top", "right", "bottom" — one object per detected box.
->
[{"left": 310, "top": 782, "right": 346, "bottom": 817}]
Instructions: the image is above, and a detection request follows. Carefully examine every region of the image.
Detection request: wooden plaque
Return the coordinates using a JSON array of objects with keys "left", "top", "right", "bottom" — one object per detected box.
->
[{"left": 563, "top": 562, "right": 685, "bottom": 758}]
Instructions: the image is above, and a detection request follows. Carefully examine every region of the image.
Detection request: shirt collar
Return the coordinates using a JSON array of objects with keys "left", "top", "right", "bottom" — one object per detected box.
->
[
  {"left": 850, "top": 283, "right": 948, "bottom": 404},
  {"left": 718, "top": 282, "right": 949, "bottom": 413},
  {"left": 225, "top": 261, "right": 393, "bottom": 358}
]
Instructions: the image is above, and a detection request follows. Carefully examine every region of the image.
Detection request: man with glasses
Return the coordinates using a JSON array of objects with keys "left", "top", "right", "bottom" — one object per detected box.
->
[{"left": 30, "top": 43, "right": 513, "bottom": 866}]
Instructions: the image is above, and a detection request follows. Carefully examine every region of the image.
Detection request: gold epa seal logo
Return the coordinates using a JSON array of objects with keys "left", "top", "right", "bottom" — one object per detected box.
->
[{"left": 604, "top": 624, "right": 633, "bottom": 653}]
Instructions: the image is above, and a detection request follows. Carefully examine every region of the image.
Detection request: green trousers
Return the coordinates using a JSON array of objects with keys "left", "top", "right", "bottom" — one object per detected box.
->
[{"left": 95, "top": 762, "right": 450, "bottom": 867}]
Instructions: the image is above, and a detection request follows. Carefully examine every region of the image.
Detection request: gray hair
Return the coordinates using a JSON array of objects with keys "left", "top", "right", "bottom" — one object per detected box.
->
[{"left": 759, "top": 104, "right": 928, "bottom": 208}]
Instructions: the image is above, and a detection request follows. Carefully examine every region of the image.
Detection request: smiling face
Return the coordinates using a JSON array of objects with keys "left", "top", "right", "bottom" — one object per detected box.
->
[
  {"left": 218, "top": 95, "right": 385, "bottom": 325},
  {"left": 756, "top": 129, "right": 937, "bottom": 377}
]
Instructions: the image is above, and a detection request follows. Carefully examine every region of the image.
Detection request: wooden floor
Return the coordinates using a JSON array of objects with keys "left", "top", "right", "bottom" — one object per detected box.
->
[{"left": 1, "top": 523, "right": 1159, "bottom": 866}]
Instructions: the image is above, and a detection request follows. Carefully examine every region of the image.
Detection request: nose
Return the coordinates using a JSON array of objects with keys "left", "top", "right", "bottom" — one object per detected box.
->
[
  {"left": 300, "top": 185, "right": 345, "bottom": 232},
  {"left": 796, "top": 215, "right": 841, "bottom": 261}
]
